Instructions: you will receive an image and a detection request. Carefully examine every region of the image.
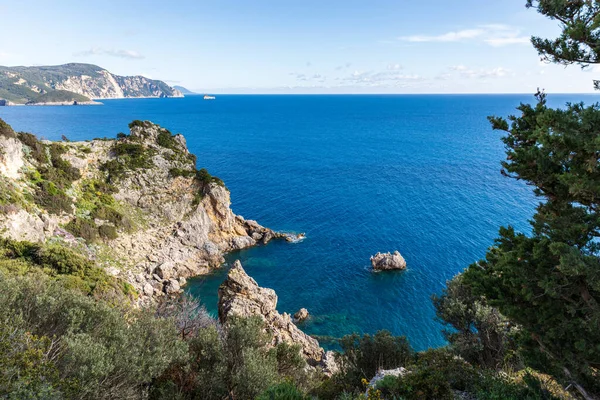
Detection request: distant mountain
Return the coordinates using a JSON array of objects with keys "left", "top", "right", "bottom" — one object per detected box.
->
[
  {"left": 173, "top": 85, "right": 195, "bottom": 95},
  {"left": 0, "top": 63, "right": 183, "bottom": 105}
]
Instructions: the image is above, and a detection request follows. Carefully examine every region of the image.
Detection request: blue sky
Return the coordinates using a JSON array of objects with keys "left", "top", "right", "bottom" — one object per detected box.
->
[{"left": 0, "top": 0, "right": 597, "bottom": 93}]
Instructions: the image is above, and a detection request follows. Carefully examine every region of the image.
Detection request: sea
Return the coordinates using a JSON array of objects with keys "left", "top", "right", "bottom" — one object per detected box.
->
[{"left": 1, "top": 94, "right": 594, "bottom": 351}]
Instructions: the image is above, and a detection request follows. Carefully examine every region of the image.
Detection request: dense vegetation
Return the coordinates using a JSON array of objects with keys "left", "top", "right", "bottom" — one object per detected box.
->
[{"left": 26, "top": 89, "right": 91, "bottom": 104}]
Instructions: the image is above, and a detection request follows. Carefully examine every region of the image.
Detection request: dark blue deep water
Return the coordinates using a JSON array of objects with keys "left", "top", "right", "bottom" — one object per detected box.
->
[{"left": 3, "top": 94, "right": 595, "bottom": 350}]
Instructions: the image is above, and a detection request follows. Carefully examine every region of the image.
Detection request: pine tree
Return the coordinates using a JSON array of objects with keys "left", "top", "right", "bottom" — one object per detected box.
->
[{"left": 463, "top": 2, "right": 600, "bottom": 399}]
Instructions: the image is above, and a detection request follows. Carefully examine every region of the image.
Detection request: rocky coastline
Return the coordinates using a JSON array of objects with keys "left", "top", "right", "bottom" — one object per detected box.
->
[{"left": 0, "top": 119, "right": 290, "bottom": 303}]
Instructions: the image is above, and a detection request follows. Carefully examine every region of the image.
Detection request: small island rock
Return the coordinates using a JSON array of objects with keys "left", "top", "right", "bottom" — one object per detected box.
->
[
  {"left": 370, "top": 251, "right": 407, "bottom": 271},
  {"left": 294, "top": 308, "right": 310, "bottom": 322}
]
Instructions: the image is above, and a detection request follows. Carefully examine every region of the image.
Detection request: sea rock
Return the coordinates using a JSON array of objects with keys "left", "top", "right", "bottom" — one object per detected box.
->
[
  {"left": 293, "top": 308, "right": 310, "bottom": 322},
  {"left": 370, "top": 251, "right": 407, "bottom": 271},
  {"left": 218, "top": 260, "right": 324, "bottom": 365}
]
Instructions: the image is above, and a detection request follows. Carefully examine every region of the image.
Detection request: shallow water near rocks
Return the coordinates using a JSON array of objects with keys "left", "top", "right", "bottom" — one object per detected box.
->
[{"left": 3, "top": 94, "right": 595, "bottom": 350}]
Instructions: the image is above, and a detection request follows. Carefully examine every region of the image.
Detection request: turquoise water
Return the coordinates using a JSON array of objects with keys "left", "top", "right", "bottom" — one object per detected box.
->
[{"left": 2, "top": 94, "right": 594, "bottom": 350}]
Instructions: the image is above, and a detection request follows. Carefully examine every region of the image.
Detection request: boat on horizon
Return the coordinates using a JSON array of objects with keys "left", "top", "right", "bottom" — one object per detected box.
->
[{"left": 203, "top": 95, "right": 216, "bottom": 100}]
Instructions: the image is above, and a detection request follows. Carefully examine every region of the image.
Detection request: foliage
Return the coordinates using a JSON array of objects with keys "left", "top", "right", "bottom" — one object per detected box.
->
[
  {"left": 433, "top": 274, "right": 519, "bottom": 369},
  {"left": 0, "top": 272, "right": 186, "bottom": 400},
  {"left": 101, "top": 140, "right": 155, "bottom": 181},
  {"left": 334, "top": 330, "right": 413, "bottom": 391},
  {"left": 98, "top": 224, "right": 118, "bottom": 240},
  {"left": 0, "top": 322, "right": 69, "bottom": 399},
  {"left": 65, "top": 217, "right": 99, "bottom": 242},
  {"left": 0, "top": 238, "right": 132, "bottom": 300},
  {"left": 150, "top": 316, "right": 309, "bottom": 400},
  {"left": 27, "top": 90, "right": 90, "bottom": 104},
  {"left": 527, "top": 1, "right": 600, "bottom": 73},
  {"left": 0, "top": 117, "right": 17, "bottom": 139},
  {"left": 257, "top": 381, "right": 310, "bottom": 400},
  {"left": 463, "top": 91, "right": 600, "bottom": 397},
  {"left": 128, "top": 120, "right": 150, "bottom": 129},
  {"left": 157, "top": 130, "right": 182, "bottom": 152},
  {"left": 169, "top": 168, "right": 196, "bottom": 178}
]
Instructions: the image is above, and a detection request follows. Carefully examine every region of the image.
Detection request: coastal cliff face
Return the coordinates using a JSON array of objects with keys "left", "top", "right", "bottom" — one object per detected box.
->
[
  {"left": 0, "top": 63, "right": 183, "bottom": 104},
  {"left": 219, "top": 260, "right": 337, "bottom": 370},
  {"left": 0, "top": 119, "right": 277, "bottom": 302}
]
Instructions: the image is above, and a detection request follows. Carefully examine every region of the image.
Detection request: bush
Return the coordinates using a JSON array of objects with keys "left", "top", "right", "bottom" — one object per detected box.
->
[
  {"left": 0, "top": 118, "right": 17, "bottom": 139},
  {"left": 128, "top": 120, "right": 149, "bottom": 129},
  {"left": 157, "top": 130, "right": 181, "bottom": 151},
  {"left": 98, "top": 224, "right": 118, "bottom": 240},
  {"left": 257, "top": 381, "right": 309, "bottom": 400},
  {"left": 18, "top": 132, "right": 46, "bottom": 164},
  {"left": 33, "top": 181, "right": 73, "bottom": 215},
  {"left": 0, "top": 273, "right": 187, "bottom": 400},
  {"left": 169, "top": 168, "right": 196, "bottom": 178},
  {"left": 65, "top": 217, "right": 99, "bottom": 242},
  {"left": 102, "top": 141, "right": 155, "bottom": 181},
  {"left": 336, "top": 331, "right": 414, "bottom": 391},
  {"left": 151, "top": 316, "right": 306, "bottom": 400}
]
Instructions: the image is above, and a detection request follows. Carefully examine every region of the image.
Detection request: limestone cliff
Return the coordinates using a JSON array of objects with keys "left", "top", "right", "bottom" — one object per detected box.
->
[
  {"left": 0, "top": 119, "right": 282, "bottom": 302},
  {"left": 218, "top": 260, "right": 326, "bottom": 365},
  {"left": 0, "top": 63, "right": 183, "bottom": 104}
]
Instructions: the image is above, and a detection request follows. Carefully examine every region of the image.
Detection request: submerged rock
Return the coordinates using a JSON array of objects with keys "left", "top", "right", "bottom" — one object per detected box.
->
[
  {"left": 370, "top": 251, "right": 407, "bottom": 271},
  {"left": 218, "top": 260, "right": 324, "bottom": 365}
]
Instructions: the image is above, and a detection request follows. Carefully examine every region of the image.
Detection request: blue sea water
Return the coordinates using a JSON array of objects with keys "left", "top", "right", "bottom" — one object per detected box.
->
[{"left": 2, "top": 94, "right": 596, "bottom": 350}]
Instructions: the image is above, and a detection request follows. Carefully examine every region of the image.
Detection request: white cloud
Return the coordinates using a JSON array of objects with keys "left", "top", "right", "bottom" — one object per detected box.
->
[
  {"left": 342, "top": 69, "right": 423, "bottom": 86},
  {"left": 402, "top": 29, "right": 484, "bottom": 43},
  {"left": 387, "top": 63, "right": 403, "bottom": 70},
  {"left": 74, "top": 47, "right": 145, "bottom": 60},
  {"left": 400, "top": 24, "right": 529, "bottom": 47},
  {"left": 449, "top": 65, "right": 512, "bottom": 78}
]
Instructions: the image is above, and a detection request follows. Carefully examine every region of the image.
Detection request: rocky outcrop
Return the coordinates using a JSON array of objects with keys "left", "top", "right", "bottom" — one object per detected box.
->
[
  {"left": 370, "top": 251, "right": 407, "bottom": 271},
  {"left": 0, "top": 119, "right": 285, "bottom": 303},
  {"left": 367, "top": 368, "right": 409, "bottom": 390},
  {"left": 0, "top": 136, "right": 23, "bottom": 179},
  {"left": 218, "top": 260, "right": 324, "bottom": 365},
  {"left": 293, "top": 308, "right": 309, "bottom": 322}
]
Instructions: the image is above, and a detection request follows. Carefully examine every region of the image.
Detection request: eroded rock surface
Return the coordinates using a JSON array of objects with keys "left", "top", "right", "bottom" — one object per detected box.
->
[
  {"left": 0, "top": 120, "right": 285, "bottom": 303},
  {"left": 370, "top": 251, "right": 407, "bottom": 271},
  {"left": 218, "top": 260, "right": 324, "bottom": 365}
]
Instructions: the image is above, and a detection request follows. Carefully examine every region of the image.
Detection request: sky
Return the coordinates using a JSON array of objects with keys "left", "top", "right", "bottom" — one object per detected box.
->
[{"left": 0, "top": 0, "right": 598, "bottom": 94}]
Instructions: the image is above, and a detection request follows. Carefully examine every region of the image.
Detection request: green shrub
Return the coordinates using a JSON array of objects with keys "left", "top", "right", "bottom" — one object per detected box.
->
[
  {"left": 0, "top": 118, "right": 17, "bottom": 139},
  {"left": 18, "top": 132, "right": 46, "bottom": 164},
  {"left": 98, "top": 224, "right": 118, "bottom": 240},
  {"left": 257, "top": 381, "right": 309, "bottom": 400},
  {"left": 128, "top": 120, "right": 148, "bottom": 129},
  {"left": 101, "top": 141, "right": 155, "bottom": 181},
  {"left": 157, "top": 130, "right": 181, "bottom": 151},
  {"left": 0, "top": 273, "right": 186, "bottom": 400},
  {"left": 36, "top": 243, "right": 89, "bottom": 276},
  {"left": 169, "top": 168, "right": 196, "bottom": 178},
  {"left": 33, "top": 181, "right": 73, "bottom": 214},
  {"left": 116, "top": 132, "right": 127, "bottom": 139},
  {"left": 65, "top": 217, "right": 99, "bottom": 242},
  {"left": 337, "top": 331, "right": 414, "bottom": 390}
]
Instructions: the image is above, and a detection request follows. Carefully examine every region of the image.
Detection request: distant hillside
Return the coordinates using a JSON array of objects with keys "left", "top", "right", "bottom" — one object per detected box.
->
[
  {"left": 26, "top": 90, "right": 93, "bottom": 105},
  {"left": 173, "top": 85, "right": 195, "bottom": 94},
  {"left": 0, "top": 63, "right": 183, "bottom": 104}
]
